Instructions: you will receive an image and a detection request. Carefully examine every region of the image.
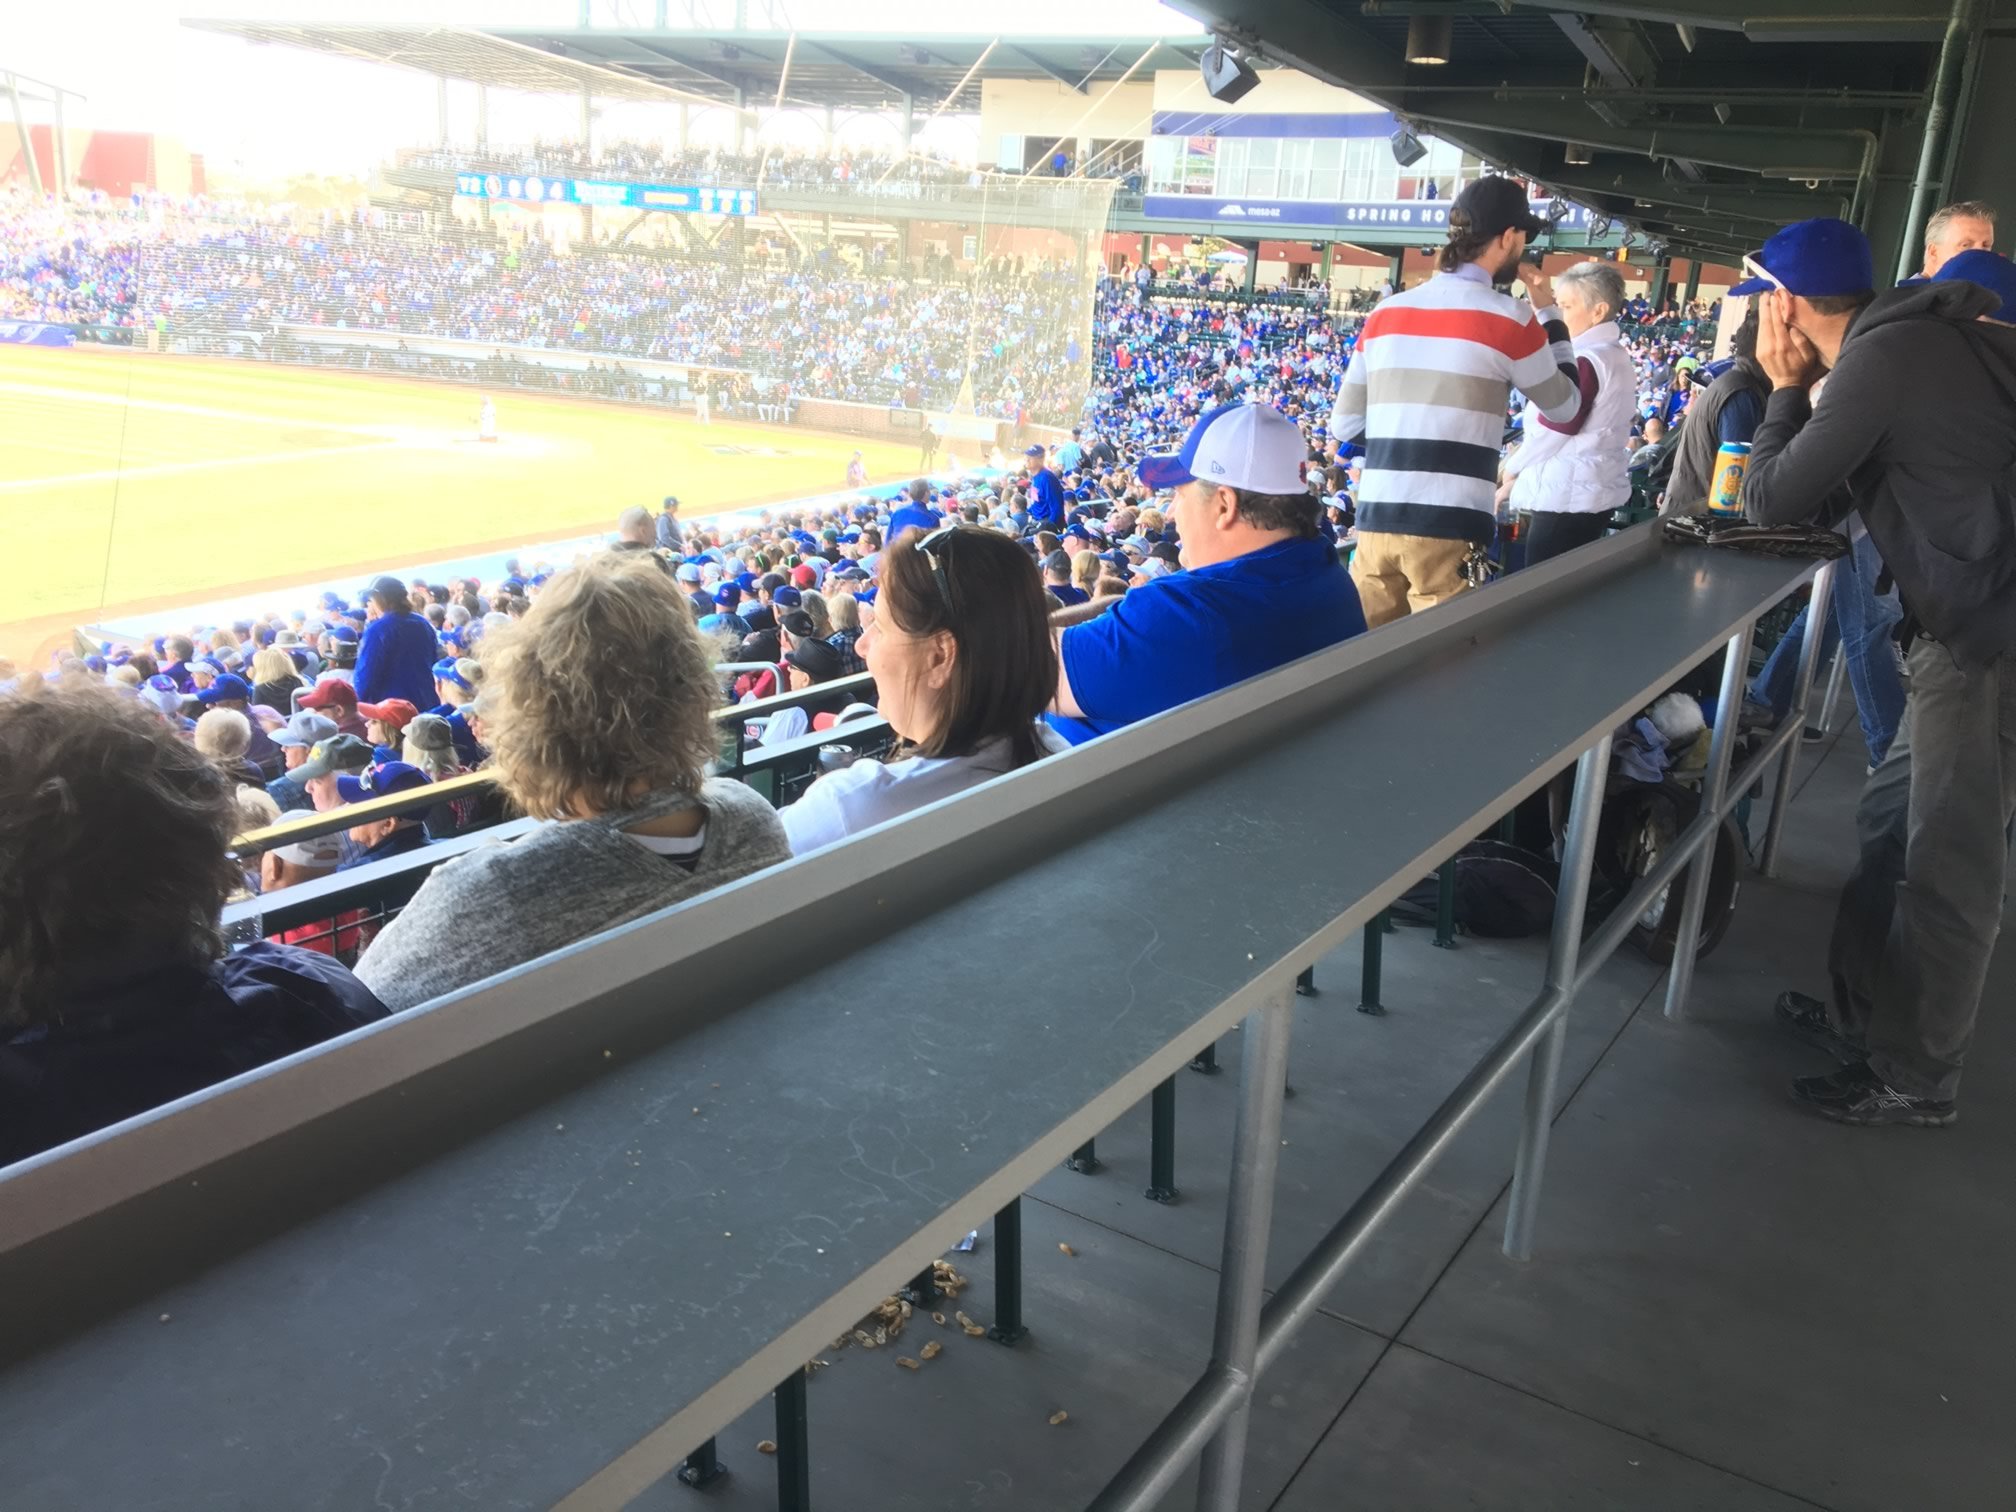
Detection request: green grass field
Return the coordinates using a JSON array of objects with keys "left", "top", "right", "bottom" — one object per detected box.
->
[{"left": 0, "top": 346, "right": 921, "bottom": 662}]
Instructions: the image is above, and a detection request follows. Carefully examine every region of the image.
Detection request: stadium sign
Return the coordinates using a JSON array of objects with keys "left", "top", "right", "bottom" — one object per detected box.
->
[
  {"left": 0, "top": 321, "right": 75, "bottom": 347},
  {"left": 454, "top": 173, "right": 758, "bottom": 217},
  {"left": 1143, "top": 195, "right": 1595, "bottom": 232}
]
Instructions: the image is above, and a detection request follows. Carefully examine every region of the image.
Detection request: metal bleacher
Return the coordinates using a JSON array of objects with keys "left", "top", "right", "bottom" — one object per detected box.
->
[{"left": 0, "top": 527, "right": 1840, "bottom": 1511}]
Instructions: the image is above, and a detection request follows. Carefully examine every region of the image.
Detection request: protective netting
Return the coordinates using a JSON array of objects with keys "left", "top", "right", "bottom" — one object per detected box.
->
[
  {"left": 8, "top": 156, "right": 1114, "bottom": 429},
  {"left": 0, "top": 146, "right": 1113, "bottom": 649}
]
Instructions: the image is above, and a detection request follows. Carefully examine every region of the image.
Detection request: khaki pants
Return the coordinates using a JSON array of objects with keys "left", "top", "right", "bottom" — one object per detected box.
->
[{"left": 1350, "top": 531, "right": 1473, "bottom": 628}]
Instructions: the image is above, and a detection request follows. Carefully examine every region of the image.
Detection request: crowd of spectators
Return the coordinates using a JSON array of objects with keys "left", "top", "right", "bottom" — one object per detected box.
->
[
  {"left": 402, "top": 140, "right": 1001, "bottom": 196},
  {"left": 1, "top": 185, "right": 1092, "bottom": 422}
]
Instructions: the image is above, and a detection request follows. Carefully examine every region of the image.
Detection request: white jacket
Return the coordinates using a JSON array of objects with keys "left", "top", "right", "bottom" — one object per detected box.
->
[{"left": 1506, "top": 320, "right": 1637, "bottom": 516}]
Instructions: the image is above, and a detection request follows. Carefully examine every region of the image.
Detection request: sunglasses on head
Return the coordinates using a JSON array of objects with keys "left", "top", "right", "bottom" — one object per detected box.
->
[
  {"left": 912, "top": 524, "right": 957, "bottom": 613},
  {"left": 1741, "top": 253, "right": 1785, "bottom": 292}
]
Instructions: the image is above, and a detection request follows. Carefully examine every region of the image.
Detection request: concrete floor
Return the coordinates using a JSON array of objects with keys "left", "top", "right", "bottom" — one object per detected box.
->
[{"left": 641, "top": 723, "right": 2013, "bottom": 1512}]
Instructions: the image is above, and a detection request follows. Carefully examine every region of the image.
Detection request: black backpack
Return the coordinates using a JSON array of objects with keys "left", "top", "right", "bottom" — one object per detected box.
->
[{"left": 1394, "top": 840, "right": 1560, "bottom": 939}]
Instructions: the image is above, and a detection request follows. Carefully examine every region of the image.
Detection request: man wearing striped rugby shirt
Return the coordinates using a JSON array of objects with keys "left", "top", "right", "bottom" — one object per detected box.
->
[{"left": 1331, "top": 177, "right": 1586, "bottom": 626}]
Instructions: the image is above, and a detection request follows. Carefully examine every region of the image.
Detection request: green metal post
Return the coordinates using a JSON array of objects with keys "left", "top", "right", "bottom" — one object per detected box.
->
[
  {"left": 1434, "top": 860, "right": 1459, "bottom": 949},
  {"left": 1146, "top": 1078, "right": 1178, "bottom": 1202},
  {"left": 1358, "top": 913, "right": 1387, "bottom": 1016},
  {"left": 774, "top": 1371, "right": 810, "bottom": 1512},
  {"left": 989, "top": 1198, "right": 1028, "bottom": 1344}
]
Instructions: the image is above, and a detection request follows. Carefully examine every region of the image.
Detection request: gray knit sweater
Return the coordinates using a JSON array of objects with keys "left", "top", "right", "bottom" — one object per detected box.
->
[{"left": 356, "top": 779, "right": 789, "bottom": 1013}]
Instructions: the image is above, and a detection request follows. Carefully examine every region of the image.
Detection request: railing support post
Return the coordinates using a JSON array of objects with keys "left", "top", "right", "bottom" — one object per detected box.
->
[
  {"left": 774, "top": 1370, "right": 810, "bottom": 1512},
  {"left": 1357, "top": 913, "right": 1387, "bottom": 1016},
  {"left": 1193, "top": 985, "right": 1296, "bottom": 1512},
  {"left": 1761, "top": 562, "right": 1838, "bottom": 879},
  {"left": 1665, "top": 624, "right": 1757, "bottom": 1018},
  {"left": 677, "top": 1437, "right": 726, "bottom": 1489},
  {"left": 1434, "top": 859, "right": 1459, "bottom": 948},
  {"left": 1146, "top": 1078, "right": 1179, "bottom": 1203},
  {"left": 988, "top": 1198, "right": 1028, "bottom": 1345},
  {"left": 1189, "top": 1042, "right": 1220, "bottom": 1074},
  {"left": 1066, "top": 1139, "right": 1101, "bottom": 1174},
  {"left": 1294, "top": 966, "right": 1317, "bottom": 997},
  {"left": 1503, "top": 734, "right": 1612, "bottom": 1262}
]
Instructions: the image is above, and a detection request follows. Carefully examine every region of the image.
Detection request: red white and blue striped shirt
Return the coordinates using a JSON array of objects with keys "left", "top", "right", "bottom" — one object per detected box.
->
[{"left": 1331, "top": 264, "right": 1582, "bottom": 543}]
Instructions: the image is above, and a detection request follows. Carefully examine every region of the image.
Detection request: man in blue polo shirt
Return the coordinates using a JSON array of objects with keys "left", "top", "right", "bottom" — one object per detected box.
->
[
  {"left": 886, "top": 478, "right": 941, "bottom": 542},
  {"left": 1048, "top": 401, "right": 1367, "bottom": 744},
  {"left": 1023, "top": 444, "right": 1065, "bottom": 529}
]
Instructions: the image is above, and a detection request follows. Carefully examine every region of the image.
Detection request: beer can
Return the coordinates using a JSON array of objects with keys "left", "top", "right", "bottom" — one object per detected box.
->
[{"left": 1709, "top": 441, "right": 1752, "bottom": 515}]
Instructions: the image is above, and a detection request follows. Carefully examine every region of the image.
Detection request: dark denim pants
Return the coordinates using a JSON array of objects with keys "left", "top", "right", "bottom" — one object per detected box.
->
[{"left": 1749, "top": 532, "right": 1904, "bottom": 764}]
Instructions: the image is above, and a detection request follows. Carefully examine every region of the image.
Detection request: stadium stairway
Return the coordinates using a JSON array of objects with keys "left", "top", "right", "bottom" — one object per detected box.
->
[{"left": 625, "top": 722, "right": 2016, "bottom": 1512}]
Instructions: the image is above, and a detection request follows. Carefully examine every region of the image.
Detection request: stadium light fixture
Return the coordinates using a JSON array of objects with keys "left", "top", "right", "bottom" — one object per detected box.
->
[
  {"left": 1589, "top": 213, "right": 1615, "bottom": 238},
  {"left": 1405, "top": 15, "right": 1455, "bottom": 65},
  {"left": 1545, "top": 196, "right": 1570, "bottom": 224},
  {"left": 1565, "top": 143, "right": 1593, "bottom": 166},
  {"left": 1390, "top": 123, "right": 1428, "bottom": 167}
]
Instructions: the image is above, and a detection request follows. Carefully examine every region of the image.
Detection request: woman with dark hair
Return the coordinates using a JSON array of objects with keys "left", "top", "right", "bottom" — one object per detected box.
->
[
  {"left": 353, "top": 574, "right": 440, "bottom": 708},
  {"left": 0, "top": 681, "right": 385, "bottom": 1166},
  {"left": 780, "top": 525, "right": 1065, "bottom": 854}
]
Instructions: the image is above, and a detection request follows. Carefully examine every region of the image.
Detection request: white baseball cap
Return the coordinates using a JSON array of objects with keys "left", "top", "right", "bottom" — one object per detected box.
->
[{"left": 1137, "top": 400, "right": 1307, "bottom": 495}]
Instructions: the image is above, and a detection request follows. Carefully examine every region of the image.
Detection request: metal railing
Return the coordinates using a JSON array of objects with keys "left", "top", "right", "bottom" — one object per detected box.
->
[
  {"left": 0, "top": 529, "right": 1834, "bottom": 1512},
  {"left": 229, "top": 672, "right": 878, "bottom": 856}
]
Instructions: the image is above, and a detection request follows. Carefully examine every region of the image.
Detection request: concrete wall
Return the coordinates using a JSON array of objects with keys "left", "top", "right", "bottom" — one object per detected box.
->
[
  {"left": 978, "top": 68, "right": 1383, "bottom": 166},
  {"left": 978, "top": 80, "right": 1155, "bottom": 154},
  {"left": 1153, "top": 68, "right": 1382, "bottom": 114}
]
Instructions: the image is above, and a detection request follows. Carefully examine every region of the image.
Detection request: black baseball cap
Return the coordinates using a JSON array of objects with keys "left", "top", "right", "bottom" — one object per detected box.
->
[
  {"left": 785, "top": 639, "right": 844, "bottom": 682},
  {"left": 1449, "top": 176, "right": 1549, "bottom": 240}
]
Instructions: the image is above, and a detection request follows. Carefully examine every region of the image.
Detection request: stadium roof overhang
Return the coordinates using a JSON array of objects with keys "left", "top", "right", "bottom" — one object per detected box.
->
[
  {"left": 182, "top": 21, "right": 725, "bottom": 104},
  {"left": 183, "top": 22, "right": 1208, "bottom": 115},
  {"left": 1161, "top": 0, "right": 1997, "bottom": 264}
]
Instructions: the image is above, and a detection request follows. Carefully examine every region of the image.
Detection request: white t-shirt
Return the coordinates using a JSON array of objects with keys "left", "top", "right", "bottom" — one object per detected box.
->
[{"left": 780, "top": 726, "right": 1069, "bottom": 854}]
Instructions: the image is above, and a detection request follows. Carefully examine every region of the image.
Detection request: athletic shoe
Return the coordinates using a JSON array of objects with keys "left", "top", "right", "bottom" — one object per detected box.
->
[
  {"left": 1774, "top": 990, "right": 1863, "bottom": 1061},
  {"left": 1790, "top": 1061, "right": 1956, "bottom": 1127},
  {"left": 1800, "top": 725, "right": 1829, "bottom": 744}
]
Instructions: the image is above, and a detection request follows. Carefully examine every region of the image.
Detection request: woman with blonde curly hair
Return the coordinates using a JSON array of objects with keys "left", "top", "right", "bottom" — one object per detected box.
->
[{"left": 357, "top": 552, "right": 790, "bottom": 1013}]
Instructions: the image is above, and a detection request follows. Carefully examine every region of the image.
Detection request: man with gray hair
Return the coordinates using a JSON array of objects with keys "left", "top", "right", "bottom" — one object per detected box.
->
[
  {"left": 1498, "top": 260, "right": 1638, "bottom": 566},
  {"left": 1920, "top": 200, "right": 1995, "bottom": 278}
]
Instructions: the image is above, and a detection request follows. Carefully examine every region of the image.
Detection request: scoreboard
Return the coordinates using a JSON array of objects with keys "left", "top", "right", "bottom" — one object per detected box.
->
[{"left": 454, "top": 173, "right": 758, "bottom": 217}]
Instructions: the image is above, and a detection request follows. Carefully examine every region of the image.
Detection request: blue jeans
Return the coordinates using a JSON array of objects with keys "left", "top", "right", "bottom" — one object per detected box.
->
[{"left": 1748, "top": 532, "right": 1905, "bottom": 765}]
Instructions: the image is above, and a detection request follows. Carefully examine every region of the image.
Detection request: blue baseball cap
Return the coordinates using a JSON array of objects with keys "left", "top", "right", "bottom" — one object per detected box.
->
[
  {"left": 335, "top": 760, "right": 432, "bottom": 805},
  {"left": 714, "top": 584, "right": 742, "bottom": 607},
  {"left": 198, "top": 673, "right": 251, "bottom": 703},
  {"left": 771, "top": 585, "right": 803, "bottom": 608},
  {"left": 1727, "top": 218, "right": 1874, "bottom": 298},
  {"left": 432, "top": 656, "right": 473, "bottom": 691},
  {"left": 1932, "top": 248, "right": 2016, "bottom": 324},
  {"left": 1138, "top": 401, "right": 1307, "bottom": 493}
]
